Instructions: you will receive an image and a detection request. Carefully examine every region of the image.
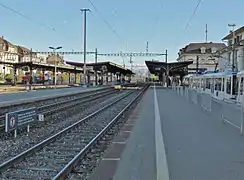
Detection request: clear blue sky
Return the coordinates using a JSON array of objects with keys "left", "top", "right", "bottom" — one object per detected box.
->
[{"left": 1, "top": 0, "right": 244, "bottom": 67}]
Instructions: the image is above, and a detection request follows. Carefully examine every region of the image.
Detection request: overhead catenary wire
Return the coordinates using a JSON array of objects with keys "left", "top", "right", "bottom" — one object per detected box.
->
[
  {"left": 87, "top": 0, "right": 126, "bottom": 47},
  {"left": 148, "top": 1, "right": 164, "bottom": 45},
  {"left": 174, "top": 0, "right": 203, "bottom": 50},
  {"left": 184, "top": 0, "right": 203, "bottom": 31},
  {"left": 87, "top": 0, "right": 127, "bottom": 65},
  {"left": 0, "top": 2, "right": 56, "bottom": 32}
]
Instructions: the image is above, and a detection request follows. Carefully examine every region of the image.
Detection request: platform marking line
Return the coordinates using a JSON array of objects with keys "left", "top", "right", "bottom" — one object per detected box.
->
[
  {"left": 112, "top": 141, "right": 127, "bottom": 144},
  {"left": 124, "top": 124, "right": 134, "bottom": 126},
  {"left": 154, "top": 84, "right": 170, "bottom": 180},
  {"left": 123, "top": 131, "right": 132, "bottom": 133},
  {"left": 102, "top": 158, "right": 121, "bottom": 161}
]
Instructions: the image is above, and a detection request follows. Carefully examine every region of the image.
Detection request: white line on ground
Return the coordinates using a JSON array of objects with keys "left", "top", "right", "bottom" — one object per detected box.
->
[
  {"left": 102, "top": 158, "right": 121, "bottom": 161},
  {"left": 112, "top": 142, "right": 127, "bottom": 144},
  {"left": 154, "top": 84, "right": 169, "bottom": 180}
]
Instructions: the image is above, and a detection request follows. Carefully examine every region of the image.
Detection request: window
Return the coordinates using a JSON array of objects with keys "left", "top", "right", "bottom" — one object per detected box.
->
[
  {"left": 226, "top": 77, "right": 231, "bottom": 94},
  {"left": 233, "top": 75, "right": 238, "bottom": 95},
  {"left": 211, "top": 79, "right": 214, "bottom": 93},
  {"left": 215, "top": 78, "right": 221, "bottom": 91},
  {"left": 201, "top": 79, "right": 205, "bottom": 89},
  {"left": 228, "top": 53, "right": 231, "bottom": 64},
  {"left": 206, "top": 78, "right": 210, "bottom": 89},
  {"left": 200, "top": 47, "right": 206, "bottom": 54},
  {"left": 212, "top": 47, "right": 217, "bottom": 53},
  {"left": 222, "top": 78, "right": 224, "bottom": 92},
  {"left": 228, "top": 40, "right": 232, "bottom": 46},
  {"left": 240, "top": 77, "right": 244, "bottom": 95}
]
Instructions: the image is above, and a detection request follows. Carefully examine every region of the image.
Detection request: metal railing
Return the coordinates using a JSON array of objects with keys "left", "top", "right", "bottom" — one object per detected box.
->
[{"left": 173, "top": 85, "right": 244, "bottom": 135}]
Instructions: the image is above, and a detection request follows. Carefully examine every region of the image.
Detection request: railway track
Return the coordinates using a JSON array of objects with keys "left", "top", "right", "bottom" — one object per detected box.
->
[
  {"left": 0, "top": 86, "right": 147, "bottom": 179},
  {"left": 0, "top": 88, "right": 117, "bottom": 130},
  {"left": 0, "top": 87, "right": 112, "bottom": 116}
]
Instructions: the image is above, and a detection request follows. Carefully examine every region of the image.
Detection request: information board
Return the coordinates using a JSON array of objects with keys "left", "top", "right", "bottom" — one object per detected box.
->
[{"left": 5, "top": 107, "right": 37, "bottom": 132}]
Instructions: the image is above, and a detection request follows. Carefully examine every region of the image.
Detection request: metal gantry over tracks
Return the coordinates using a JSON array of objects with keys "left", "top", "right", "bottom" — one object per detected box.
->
[{"left": 24, "top": 49, "right": 168, "bottom": 71}]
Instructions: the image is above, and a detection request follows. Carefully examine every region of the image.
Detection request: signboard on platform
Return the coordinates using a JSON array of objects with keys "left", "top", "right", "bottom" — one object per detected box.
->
[{"left": 5, "top": 107, "right": 38, "bottom": 132}]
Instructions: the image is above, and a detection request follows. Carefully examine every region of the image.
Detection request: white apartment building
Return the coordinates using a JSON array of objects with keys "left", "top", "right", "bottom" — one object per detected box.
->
[
  {"left": 0, "top": 36, "right": 19, "bottom": 75},
  {"left": 0, "top": 36, "right": 45, "bottom": 78},
  {"left": 177, "top": 42, "right": 226, "bottom": 73},
  {"left": 218, "top": 26, "right": 244, "bottom": 72}
]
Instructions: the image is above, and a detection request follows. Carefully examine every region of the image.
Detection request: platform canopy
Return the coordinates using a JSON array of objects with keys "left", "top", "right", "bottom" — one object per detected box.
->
[
  {"left": 0, "top": 61, "right": 84, "bottom": 73},
  {"left": 66, "top": 61, "right": 134, "bottom": 75},
  {"left": 145, "top": 60, "right": 193, "bottom": 76}
]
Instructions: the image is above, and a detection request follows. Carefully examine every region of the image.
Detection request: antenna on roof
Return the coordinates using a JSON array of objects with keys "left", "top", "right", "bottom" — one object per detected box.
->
[
  {"left": 146, "top": 41, "right": 149, "bottom": 52},
  {"left": 205, "top": 24, "right": 208, "bottom": 43}
]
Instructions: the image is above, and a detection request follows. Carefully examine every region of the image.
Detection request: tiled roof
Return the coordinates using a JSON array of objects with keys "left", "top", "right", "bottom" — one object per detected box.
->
[
  {"left": 180, "top": 42, "right": 226, "bottom": 54},
  {"left": 18, "top": 46, "right": 31, "bottom": 52},
  {"left": 0, "top": 36, "right": 15, "bottom": 47}
]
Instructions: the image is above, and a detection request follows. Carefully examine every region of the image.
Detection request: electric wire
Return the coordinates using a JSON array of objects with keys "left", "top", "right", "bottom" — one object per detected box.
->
[
  {"left": 185, "top": 0, "right": 203, "bottom": 31},
  {"left": 0, "top": 2, "right": 56, "bottom": 32}
]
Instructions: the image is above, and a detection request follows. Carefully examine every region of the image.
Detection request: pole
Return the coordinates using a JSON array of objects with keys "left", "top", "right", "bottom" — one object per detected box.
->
[
  {"left": 29, "top": 49, "right": 33, "bottom": 91},
  {"left": 241, "top": 100, "right": 244, "bottom": 135},
  {"left": 95, "top": 48, "right": 98, "bottom": 85},
  {"left": 54, "top": 50, "right": 57, "bottom": 88},
  {"left": 129, "top": 55, "right": 133, "bottom": 71},
  {"left": 146, "top": 41, "right": 149, "bottom": 52},
  {"left": 165, "top": 49, "right": 169, "bottom": 87},
  {"left": 81, "top": 8, "right": 90, "bottom": 87},
  {"left": 3, "top": 54, "right": 5, "bottom": 80},
  {"left": 196, "top": 55, "right": 199, "bottom": 74},
  {"left": 205, "top": 24, "right": 208, "bottom": 43},
  {"left": 165, "top": 49, "right": 168, "bottom": 63},
  {"left": 84, "top": 10, "right": 87, "bottom": 86},
  {"left": 232, "top": 26, "right": 235, "bottom": 71},
  {"left": 49, "top": 46, "right": 62, "bottom": 88}
]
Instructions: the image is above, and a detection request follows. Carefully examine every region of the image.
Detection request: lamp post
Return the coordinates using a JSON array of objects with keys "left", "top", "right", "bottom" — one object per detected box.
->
[
  {"left": 228, "top": 23, "right": 236, "bottom": 71},
  {"left": 49, "top": 46, "right": 62, "bottom": 88},
  {"left": 80, "top": 8, "right": 91, "bottom": 87}
]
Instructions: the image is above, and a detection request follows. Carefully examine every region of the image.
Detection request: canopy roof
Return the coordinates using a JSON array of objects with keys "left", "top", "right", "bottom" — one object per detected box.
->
[
  {"left": 145, "top": 60, "right": 193, "bottom": 75},
  {"left": 66, "top": 61, "right": 134, "bottom": 75}
]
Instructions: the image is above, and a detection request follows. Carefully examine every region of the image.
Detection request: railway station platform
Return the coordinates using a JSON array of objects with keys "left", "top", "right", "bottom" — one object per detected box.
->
[
  {"left": 0, "top": 85, "right": 110, "bottom": 105},
  {"left": 90, "top": 85, "right": 244, "bottom": 180}
]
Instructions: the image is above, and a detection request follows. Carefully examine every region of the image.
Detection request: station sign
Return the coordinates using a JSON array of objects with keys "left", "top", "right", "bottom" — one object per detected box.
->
[{"left": 5, "top": 107, "right": 38, "bottom": 132}]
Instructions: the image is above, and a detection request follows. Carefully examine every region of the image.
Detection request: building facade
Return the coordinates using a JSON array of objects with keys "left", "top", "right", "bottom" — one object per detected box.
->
[
  {"left": 0, "top": 36, "right": 19, "bottom": 75},
  {"left": 218, "top": 26, "right": 244, "bottom": 72},
  {"left": 177, "top": 42, "right": 226, "bottom": 73},
  {"left": 18, "top": 46, "right": 45, "bottom": 64},
  {"left": 0, "top": 36, "right": 46, "bottom": 79}
]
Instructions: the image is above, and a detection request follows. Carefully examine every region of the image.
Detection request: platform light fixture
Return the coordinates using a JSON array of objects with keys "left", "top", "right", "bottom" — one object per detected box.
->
[{"left": 49, "top": 46, "right": 62, "bottom": 88}]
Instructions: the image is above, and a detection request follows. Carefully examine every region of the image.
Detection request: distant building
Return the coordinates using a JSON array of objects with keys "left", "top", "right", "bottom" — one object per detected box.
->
[
  {"left": 17, "top": 46, "right": 45, "bottom": 64},
  {"left": 0, "top": 36, "right": 19, "bottom": 75},
  {"left": 177, "top": 42, "right": 226, "bottom": 73},
  {"left": 46, "top": 54, "right": 64, "bottom": 65},
  {"left": 219, "top": 25, "right": 244, "bottom": 72}
]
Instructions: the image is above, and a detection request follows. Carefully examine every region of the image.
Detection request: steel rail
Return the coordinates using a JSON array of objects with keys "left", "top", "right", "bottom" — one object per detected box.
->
[
  {"left": 0, "top": 86, "right": 112, "bottom": 108},
  {"left": 53, "top": 85, "right": 149, "bottom": 180},
  {"left": 0, "top": 89, "right": 117, "bottom": 129},
  {"left": 0, "top": 90, "right": 135, "bottom": 173}
]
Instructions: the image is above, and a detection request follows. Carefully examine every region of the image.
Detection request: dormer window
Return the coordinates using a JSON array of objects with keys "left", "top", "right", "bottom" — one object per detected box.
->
[
  {"left": 200, "top": 47, "right": 206, "bottom": 54},
  {"left": 211, "top": 47, "right": 217, "bottom": 53}
]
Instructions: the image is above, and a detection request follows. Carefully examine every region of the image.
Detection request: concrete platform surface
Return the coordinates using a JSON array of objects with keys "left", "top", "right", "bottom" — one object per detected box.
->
[
  {"left": 92, "top": 86, "right": 244, "bottom": 180},
  {"left": 0, "top": 86, "right": 108, "bottom": 105}
]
